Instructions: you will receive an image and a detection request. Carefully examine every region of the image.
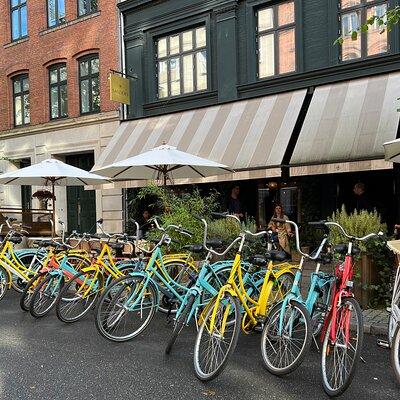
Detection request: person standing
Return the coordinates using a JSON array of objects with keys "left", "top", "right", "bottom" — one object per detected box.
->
[
  {"left": 268, "top": 204, "right": 293, "bottom": 256},
  {"left": 352, "top": 182, "right": 372, "bottom": 212},
  {"left": 227, "top": 185, "right": 244, "bottom": 219}
]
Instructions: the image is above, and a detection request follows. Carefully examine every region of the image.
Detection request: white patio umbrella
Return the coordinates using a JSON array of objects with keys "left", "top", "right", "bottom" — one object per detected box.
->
[
  {"left": 0, "top": 158, "right": 110, "bottom": 234},
  {"left": 384, "top": 138, "right": 400, "bottom": 163},
  {"left": 92, "top": 144, "right": 233, "bottom": 185}
]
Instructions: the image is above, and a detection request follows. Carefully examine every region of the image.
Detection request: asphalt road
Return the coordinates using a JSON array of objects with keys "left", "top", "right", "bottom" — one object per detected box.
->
[{"left": 0, "top": 292, "right": 398, "bottom": 400}]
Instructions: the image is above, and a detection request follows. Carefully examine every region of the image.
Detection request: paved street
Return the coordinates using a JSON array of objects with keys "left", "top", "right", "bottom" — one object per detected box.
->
[{"left": 0, "top": 292, "right": 398, "bottom": 400}]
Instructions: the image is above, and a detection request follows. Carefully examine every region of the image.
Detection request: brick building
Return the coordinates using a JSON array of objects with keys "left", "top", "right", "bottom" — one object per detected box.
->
[{"left": 0, "top": 0, "right": 124, "bottom": 233}]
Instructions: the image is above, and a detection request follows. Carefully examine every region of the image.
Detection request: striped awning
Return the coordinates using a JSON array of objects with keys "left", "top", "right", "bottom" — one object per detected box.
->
[
  {"left": 291, "top": 72, "right": 400, "bottom": 166},
  {"left": 94, "top": 90, "right": 307, "bottom": 172}
]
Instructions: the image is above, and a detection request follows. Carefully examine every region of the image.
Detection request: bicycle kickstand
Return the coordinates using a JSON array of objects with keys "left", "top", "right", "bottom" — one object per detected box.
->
[{"left": 312, "top": 335, "right": 320, "bottom": 352}]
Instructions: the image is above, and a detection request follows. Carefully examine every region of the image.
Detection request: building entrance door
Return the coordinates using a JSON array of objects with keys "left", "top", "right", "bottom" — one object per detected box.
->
[{"left": 66, "top": 153, "right": 96, "bottom": 233}]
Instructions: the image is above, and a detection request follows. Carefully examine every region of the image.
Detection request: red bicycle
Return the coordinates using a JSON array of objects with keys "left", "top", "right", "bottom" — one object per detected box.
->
[{"left": 319, "top": 221, "right": 382, "bottom": 396}]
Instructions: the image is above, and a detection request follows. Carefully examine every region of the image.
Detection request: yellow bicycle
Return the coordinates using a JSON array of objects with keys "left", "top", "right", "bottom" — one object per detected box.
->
[{"left": 193, "top": 213, "right": 296, "bottom": 381}]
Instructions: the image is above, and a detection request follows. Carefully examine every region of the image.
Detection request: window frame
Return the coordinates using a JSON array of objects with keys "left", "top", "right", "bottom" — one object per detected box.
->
[
  {"left": 155, "top": 25, "right": 208, "bottom": 100},
  {"left": 48, "top": 63, "right": 68, "bottom": 120},
  {"left": 77, "top": 0, "right": 98, "bottom": 17},
  {"left": 78, "top": 54, "right": 100, "bottom": 115},
  {"left": 256, "top": 1, "right": 296, "bottom": 79},
  {"left": 12, "top": 74, "right": 30, "bottom": 127},
  {"left": 47, "top": 0, "right": 66, "bottom": 28},
  {"left": 338, "top": 0, "right": 389, "bottom": 62},
  {"left": 10, "top": 0, "right": 28, "bottom": 42}
]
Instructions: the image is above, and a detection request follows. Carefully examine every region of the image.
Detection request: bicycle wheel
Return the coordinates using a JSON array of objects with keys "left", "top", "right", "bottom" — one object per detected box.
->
[
  {"left": 56, "top": 269, "right": 103, "bottom": 323},
  {"left": 158, "top": 261, "right": 196, "bottom": 314},
  {"left": 11, "top": 253, "right": 38, "bottom": 293},
  {"left": 95, "top": 274, "right": 157, "bottom": 342},
  {"left": 165, "top": 294, "right": 196, "bottom": 355},
  {"left": 390, "top": 322, "right": 400, "bottom": 385},
  {"left": 261, "top": 300, "right": 312, "bottom": 375},
  {"left": 269, "top": 272, "right": 295, "bottom": 304},
  {"left": 0, "top": 265, "right": 9, "bottom": 302},
  {"left": 321, "top": 297, "right": 363, "bottom": 397},
  {"left": 193, "top": 293, "right": 241, "bottom": 381},
  {"left": 20, "top": 271, "right": 48, "bottom": 312},
  {"left": 29, "top": 273, "right": 64, "bottom": 318},
  {"left": 311, "top": 284, "right": 332, "bottom": 337}
]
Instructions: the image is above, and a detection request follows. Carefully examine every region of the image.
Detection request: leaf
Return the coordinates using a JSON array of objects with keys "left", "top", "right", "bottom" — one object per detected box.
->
[
  {"left": 333, "top": 37, "right": 344, "bottom": 46},
  {"left": 351, "top": 31, "right": 358, "bottom": 41},
  {"left": 361, "top": 24, "right": 369, "bottom": 33}
]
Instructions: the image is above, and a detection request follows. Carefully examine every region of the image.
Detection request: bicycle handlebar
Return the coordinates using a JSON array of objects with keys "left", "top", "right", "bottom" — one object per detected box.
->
[{"left": 324, "top": 221, "right": 383, "bottom": 242}]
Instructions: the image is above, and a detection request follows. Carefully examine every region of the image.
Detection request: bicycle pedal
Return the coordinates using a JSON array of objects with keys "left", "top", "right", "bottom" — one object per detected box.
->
[{"left": 376, "top": 339, "right": 390, "bottom": 349}]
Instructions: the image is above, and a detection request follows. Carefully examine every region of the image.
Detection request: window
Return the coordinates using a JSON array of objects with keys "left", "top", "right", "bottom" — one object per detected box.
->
[
  {"left": 12, "top": 74, "right": 30, "bottom": 126},
  {"left": 78, "top": 0, "right": 98, "bottom": 16},
  {"left": 49, "top": 64, "right": 68, "bottom": 119},
  {"left": 48, "top": 0, "right": 65, "bottom": 27},
  {"left": 156, "top": 26, "right": 207, "bottom": 99},
  {"left": 10, "top": 0, "right": 27, "bottom": 41},
  {"left": 340, "top": 0, "right": 388, "bottom": 61},
  {"left": 257, "top": 1, "right": 296, "bottom": 78},
  {"left": 79, "top": 55, "right": 100, "bottom": 114}
]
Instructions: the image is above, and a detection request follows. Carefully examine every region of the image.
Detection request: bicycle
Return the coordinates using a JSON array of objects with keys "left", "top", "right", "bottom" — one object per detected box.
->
[
  {"left": 165, "top": 214, "right": 294, "bottom": 355},
  {"left": 377, "top": 240, "right": 400, "bottom": 385},
  {"left": 192, "top": 213, "right": 297, "bottom": 381},
  {"left": 261, "top": 219, "right": 334, "bottom": 376},
  {"left": 318, "top": 221, "right": 381, "bottom": 396}
]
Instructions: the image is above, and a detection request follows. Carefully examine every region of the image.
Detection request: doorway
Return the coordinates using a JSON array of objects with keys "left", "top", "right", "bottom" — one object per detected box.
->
[{"left": 65, "top": 153, "right": 96, "bottom": 233}]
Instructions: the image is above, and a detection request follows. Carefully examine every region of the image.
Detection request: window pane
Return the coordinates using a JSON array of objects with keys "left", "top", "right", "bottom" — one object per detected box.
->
[
  {"left": 341, "top": 0, "right": 361, "bottom": 9},
  {"left": 80, "top": 60, "right": 89, "bottom": 76},
  {"left": 11, "top": 10, "right": 20, "bottom": 40},
  {"left": 91, "top": 77, "right": 100, "bottom": 111},
  {"left": 196, "top": 51, "right": 207, "bottom": 90},
  {"left": 341, "top": 11, "right": 361, "bottom": 60},
  {"left": 182, "top": 30, "right": 193, "bottom": 52},
  {"left": 50, "top": 69, "right": 58, "bottom": 84},
  {"left": 195, "top": 27, "right": 206, "bottom": 48},
  {"left": 23, "top": 94, "right": 30, "bottom": 124},
  {"left": 11, "top": 0, "right": 19, "bottom": 6},
  {"left": 169, "top": 35, "right": 180, "bottom": 55},
  {"left": 170, "top": 58, "right": 181, "bottom": 96},
  {"left": 158, "top": 60, "right": 168, "bottom": 98},
  {"left": 21, "top": 6, "right": 28, "bottom": 37},
  {"left": 91, "top": 0, "right": 98, "bottom": 11},
  {"left": 258, "top": 8, "right": 274, "bottom": 32},
  {"left": 60, "top": 84, "right": 68, "bottom": 116},
  {"left": 15, "top": 96, "right": 22, "bottom": 125},
  {"left": 48, "top": 0, "right": 56, "bottom": 26},
  {"left": 59, "top": 66, "right": 67, "bottom": 81},
  {"left": 80, "top": 79, "right": 89, "bottom": 113},
  {"left": 158, "top": 38, "right": 167, "bottom": 58},
  {"left": 50, "top": 87, "right": 59, "bottom": 118},
  {"left": 23, "top": 78, "right": 29, "bottom": 91},
  {"left": 91, "top": 58, "right": 99, "bottom": 74},
  {"left": 278, "top": 28, "right": 295, "bottom": 74},
  {"left": 13, "top": 79, "right": 21, "bottom": 94},
  {"left": 278, "top": 2, "right": 295, "bottom": 26},
  {"left": 367, "top": 4, "right": 388, "bottom": 56},
  {"left": 183, "top": 54, "right": 194, "bottom": 93},
  {"left": 78, "top": 0, "right": 86, "bottom": 15},
  {"left": 58, "top": 0, "right": 65, "bottom": 21},
  {"left": 259, "top": 33, "right": 274, "bottom": 78}
]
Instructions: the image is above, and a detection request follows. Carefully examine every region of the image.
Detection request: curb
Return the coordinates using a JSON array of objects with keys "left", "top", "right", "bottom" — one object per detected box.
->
[{"left": 366, "top": 323, "right": 388, "bottom": 336}]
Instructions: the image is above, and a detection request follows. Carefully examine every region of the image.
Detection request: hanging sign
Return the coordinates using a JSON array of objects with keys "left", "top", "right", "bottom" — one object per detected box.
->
[{"left": 109, "top": 73, "right": 131, "bottom": 105}]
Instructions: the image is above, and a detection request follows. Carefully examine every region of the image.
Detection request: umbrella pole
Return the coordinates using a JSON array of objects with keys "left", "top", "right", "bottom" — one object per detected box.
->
[{"left": 51, "top": 181, "right": 56, "bottom": 237}]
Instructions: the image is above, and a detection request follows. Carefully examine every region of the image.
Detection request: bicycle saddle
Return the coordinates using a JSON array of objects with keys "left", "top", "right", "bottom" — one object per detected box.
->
[
  {"left": 34, "top": 240, "right": 55, "bottom": 247},
  {"left": 247, "top": 255, "right": 268, "bottom": 267},
  {"left": 183, "top": 244, "right": 204, "bottom": 253},
  {"left": 314, "top": 252, "right": 333, "bottom": 265},
  {"left": 265, "top": 250, "right": 287, "bottom": 262},
  {"left": 9, "top": 236, "right": 22, "bottom": 244},
  {"left": 333, "top": 244, "right": 360, "bottom": 256},
  {"left": 206, "top": 238, "right": 224, "bottom": 248},
  {"left": 109, "top": 242, "right": 124, "bottom": 250}
]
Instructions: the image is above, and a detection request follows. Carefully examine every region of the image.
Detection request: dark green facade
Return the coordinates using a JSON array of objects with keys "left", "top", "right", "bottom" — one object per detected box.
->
[{"left": 120, "top": 0, "right": 400, "bottom": 120}]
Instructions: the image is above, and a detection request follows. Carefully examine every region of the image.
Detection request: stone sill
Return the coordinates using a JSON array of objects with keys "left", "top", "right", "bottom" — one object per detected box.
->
[
  {"left": 0, "top": 110, "right": 119, "bottom": 139},
  {"left": 39, "top": 11, "right": 101, "bottom": 36},
  {"left": 3, "top": 37, "right": 29, "bottom": 49}
]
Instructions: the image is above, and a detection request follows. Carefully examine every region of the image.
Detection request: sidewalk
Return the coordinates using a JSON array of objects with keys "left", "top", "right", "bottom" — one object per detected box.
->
[{"left": 300, "top": 260, "right": 389, "bottom": 336}]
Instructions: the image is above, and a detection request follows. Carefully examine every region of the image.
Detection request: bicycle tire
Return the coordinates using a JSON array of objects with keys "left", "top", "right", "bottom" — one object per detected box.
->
[
  {"left": 261, "top": 299, "right": 312, "bottom": 376},
  {"left": 56, "top": 269, "right": 103, "bottom": 323},
  {"left": 20, "top": 271, "right": 48, "bottom": 312},
  {"left": 391, "top": 322, "right": 400, "bottom": 385},
  {"left": 193, "top": 293, "right": 241, "bottom": 381},
  {"left": 165, "top": 294, "right": 196, "bottom": 355},
  {"left": 0, "top": 265, "right": 9, "bottom": 302},
  {"left": 29, "top": 273, "right": 64, "bottom": 318},
  {"left": 95, "top": 274, "right": 157, "bottom": 342},
  {"left": 321, "top": 297, "right": 363, "bottom": 397}
]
